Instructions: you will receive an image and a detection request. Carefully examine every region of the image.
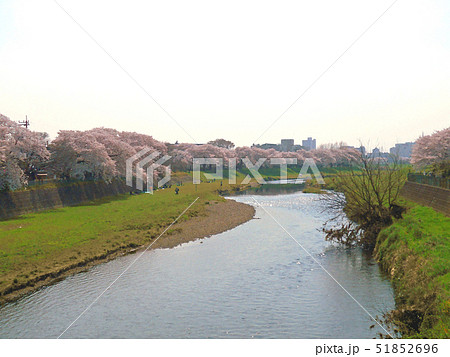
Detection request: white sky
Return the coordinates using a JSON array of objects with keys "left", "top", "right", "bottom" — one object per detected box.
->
[{"left": 0, "top": 0, "right": 449, "bottom": 150}]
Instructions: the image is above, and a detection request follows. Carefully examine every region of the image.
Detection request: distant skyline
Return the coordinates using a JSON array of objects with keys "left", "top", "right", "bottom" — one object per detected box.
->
[{"left": 0, "top": 0, "right": 449, "bottom": 149}]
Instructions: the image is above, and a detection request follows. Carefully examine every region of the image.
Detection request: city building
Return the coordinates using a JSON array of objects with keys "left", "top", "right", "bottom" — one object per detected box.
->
[
  {"left": 389, "top": 142, "right": 415, "bottom": 158},
  {"left": 280, "top": 139, "right": 294, "bottom": 152},
  {"left": 253, "top": 139, "right": 302, "bottom": 152},
  {"left": 258, "top": 143, "right": 279, "bottom": 150},
  {"left": 302, "top": 137, "right": 316, "bottom": 151},
  {"left": 369, "top": 147, "right": 390, "bottom": 159}
]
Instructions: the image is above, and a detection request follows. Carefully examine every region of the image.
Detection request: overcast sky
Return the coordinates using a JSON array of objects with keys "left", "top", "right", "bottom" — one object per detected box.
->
[{"left": 0, "top": 0, "right": 449, "bottom": 150}]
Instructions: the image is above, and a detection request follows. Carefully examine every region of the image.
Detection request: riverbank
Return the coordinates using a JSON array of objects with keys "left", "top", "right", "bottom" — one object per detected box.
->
[
  {"left": 0, "top": 181, "right": 254, "bottom": 304},
  {"left": 0, "top": 190, "right": 395, "bottom": 338},
  {"left": 319, "top": 167, "right": 449, "bottom": 337},
  {"left": 375, "top": 202, "right": 450, "bottom": 338}
]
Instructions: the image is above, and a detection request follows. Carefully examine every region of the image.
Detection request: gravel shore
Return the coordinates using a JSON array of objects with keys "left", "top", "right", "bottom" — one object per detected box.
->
[{"left": 148, "top": 198, "right": 256, "bottom": 250}]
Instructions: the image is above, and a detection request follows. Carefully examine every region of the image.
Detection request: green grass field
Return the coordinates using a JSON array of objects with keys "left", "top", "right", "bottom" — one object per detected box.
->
[
  {"left": 0, "top": 180, "right": 231, "bottom": 299},
  {"left": 376, "top": 202, "right": 450, "bottom": 338}
]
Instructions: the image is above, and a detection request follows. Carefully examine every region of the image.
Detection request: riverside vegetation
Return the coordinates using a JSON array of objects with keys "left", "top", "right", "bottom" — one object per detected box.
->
[
  {"left": 321, "top": 155, "right": 449, "bottom": 338},
  {"left": 376, "top": 203, "right": 449, "bottom": 338}
]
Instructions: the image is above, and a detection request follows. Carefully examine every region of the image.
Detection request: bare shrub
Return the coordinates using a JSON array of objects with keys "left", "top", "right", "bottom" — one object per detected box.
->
[{"left": 322, "top": 153, "right": 407, "bottom": 250}]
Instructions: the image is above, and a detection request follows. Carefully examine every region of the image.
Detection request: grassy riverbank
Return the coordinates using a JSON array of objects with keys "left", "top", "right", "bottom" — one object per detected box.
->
[
  {"left": 318, "top": 164, "right": 449, "bottom": 337},
  {"left": 375, "top": 203, "right": 450, "bottom": 338},
  {"left": 0, "top": 180, "right": 254, "bottom": 303}
]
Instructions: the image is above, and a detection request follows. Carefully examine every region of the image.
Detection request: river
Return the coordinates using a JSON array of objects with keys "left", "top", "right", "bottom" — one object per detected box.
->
[{"left": 0, "top": 190, "right": 395, "bottom": 338}]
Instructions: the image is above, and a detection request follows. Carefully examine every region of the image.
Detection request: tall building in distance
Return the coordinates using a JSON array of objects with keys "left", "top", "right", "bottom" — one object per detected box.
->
[
  {"left": 280, "top": 139, "right": 294, "bottom": 152},
  {"left": 357, "top": 146, "right": 366, "bottom": 156},
  {"left": 302, "top": 137, "right": 316, "bottom": 151},
  {"left": 253, "top": 137, "right": 318, "bottom": 152},
  {"left": 253, "top": 138, "right": 302, "bottom": 152},
  {"left": 389, "top": 142, "right": 415, "bottom": 158}
]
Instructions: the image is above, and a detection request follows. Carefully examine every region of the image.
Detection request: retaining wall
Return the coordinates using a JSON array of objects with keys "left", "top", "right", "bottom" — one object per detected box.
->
[
  {"left": 400, "top": 181, "right": 450, "bottom": 216},
  {"left": 0, "top": 180, "right": 130, "bottom": 220}
]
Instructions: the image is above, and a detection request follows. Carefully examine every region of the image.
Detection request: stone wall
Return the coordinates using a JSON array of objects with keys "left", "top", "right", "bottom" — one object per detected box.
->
[
  {"left": 0, "top": 180, "right": 130, "bottom": 220},
  {"left": 400, "top": 181, "right": 450, "bottom": 216}
]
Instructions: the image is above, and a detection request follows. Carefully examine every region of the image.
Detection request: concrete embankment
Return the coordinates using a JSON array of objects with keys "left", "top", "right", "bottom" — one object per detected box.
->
[
  {"left": 400, "top": 181, "right": 449, "bottom": 216},
  {"left": 0, "top": 180, "right": 130, "bottom": 220}
]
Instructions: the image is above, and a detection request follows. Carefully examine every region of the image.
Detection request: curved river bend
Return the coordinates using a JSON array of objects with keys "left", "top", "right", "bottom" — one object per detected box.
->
[{"left": 0, "top": 192, "right": 395, "bottom": 338}]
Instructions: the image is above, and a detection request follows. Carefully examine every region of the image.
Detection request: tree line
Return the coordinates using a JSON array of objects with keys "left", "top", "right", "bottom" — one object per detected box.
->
[{"left": 1, "top": 113, "right": 448, "bottom": 191}]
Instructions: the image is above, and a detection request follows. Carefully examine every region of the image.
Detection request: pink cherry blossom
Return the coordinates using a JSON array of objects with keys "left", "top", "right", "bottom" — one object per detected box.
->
[
  {"left": 1, "top": 114, "right": 49, "bottom": 190},
  {"left": 411, "top": 127, "right": 450, "bottom": 172}
]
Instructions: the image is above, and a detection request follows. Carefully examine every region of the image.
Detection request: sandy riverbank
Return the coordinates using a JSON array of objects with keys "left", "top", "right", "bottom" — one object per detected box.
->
[
  {"left": 146, "top": 198, "right": 256, "bottom": 250},
  {"left": 0, "top": 198, "right": 255, "bottom": 304}
]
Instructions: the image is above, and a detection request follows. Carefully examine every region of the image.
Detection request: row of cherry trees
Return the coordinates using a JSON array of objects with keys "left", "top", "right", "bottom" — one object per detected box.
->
[
  {"left": 168, "top": 143, "right": 362, "bottom": 172},
  {"left": 49, "top": 128, "right": 167, "bottom": 182},
  {"left": 1, "top": 117, "right": 363, "bottom": 191},
  {"left": 4, "top": 111, "right": 447, "bottom": 191}
]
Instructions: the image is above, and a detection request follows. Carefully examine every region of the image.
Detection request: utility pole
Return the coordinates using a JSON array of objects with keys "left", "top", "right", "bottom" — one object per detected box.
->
[{"left": 18, "top": 115, "right": 30, "bottom": 129}]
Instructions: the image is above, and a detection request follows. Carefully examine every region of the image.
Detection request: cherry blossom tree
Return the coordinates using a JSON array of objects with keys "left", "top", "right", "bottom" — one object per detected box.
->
[
  {"left": 314, "top": 148, "right": 337, "bottom": 167},
  {"left": 86, "top": 128, "right": 139, "bottom": 176},
  {"left": 207, "top": 138, "right": 235, "bottom": 149},
  {"left": 0, "top": 114, "right": 49, "bottom": 191},
  {"left": 313, "top": 144, "right": 361, "bottom": 167},
  {"left": 49, "top": 127, "right": 169, "bottom": 185},
  {"left": 411, "top": 127, "right": 450, "bottom": 176},
  {"left": 169, "top": 143, "right": 235, "bottom": 172},
  {"left": 169, "top": 147, "right": 193, "bottom": 171},
  {"left": 49, "top": 130, "right": 117, "bottom": 181},
  {"left": 235, "top": 146, "right": 276, "bottom": 168},
  {"left": 119, "top": 131, "right": 167, "bottom": 155}
]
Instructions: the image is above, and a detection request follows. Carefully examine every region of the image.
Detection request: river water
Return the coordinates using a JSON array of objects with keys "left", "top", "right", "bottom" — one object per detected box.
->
[{"left": 0, "top": 191, "right": 395, "bottom": 338}]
